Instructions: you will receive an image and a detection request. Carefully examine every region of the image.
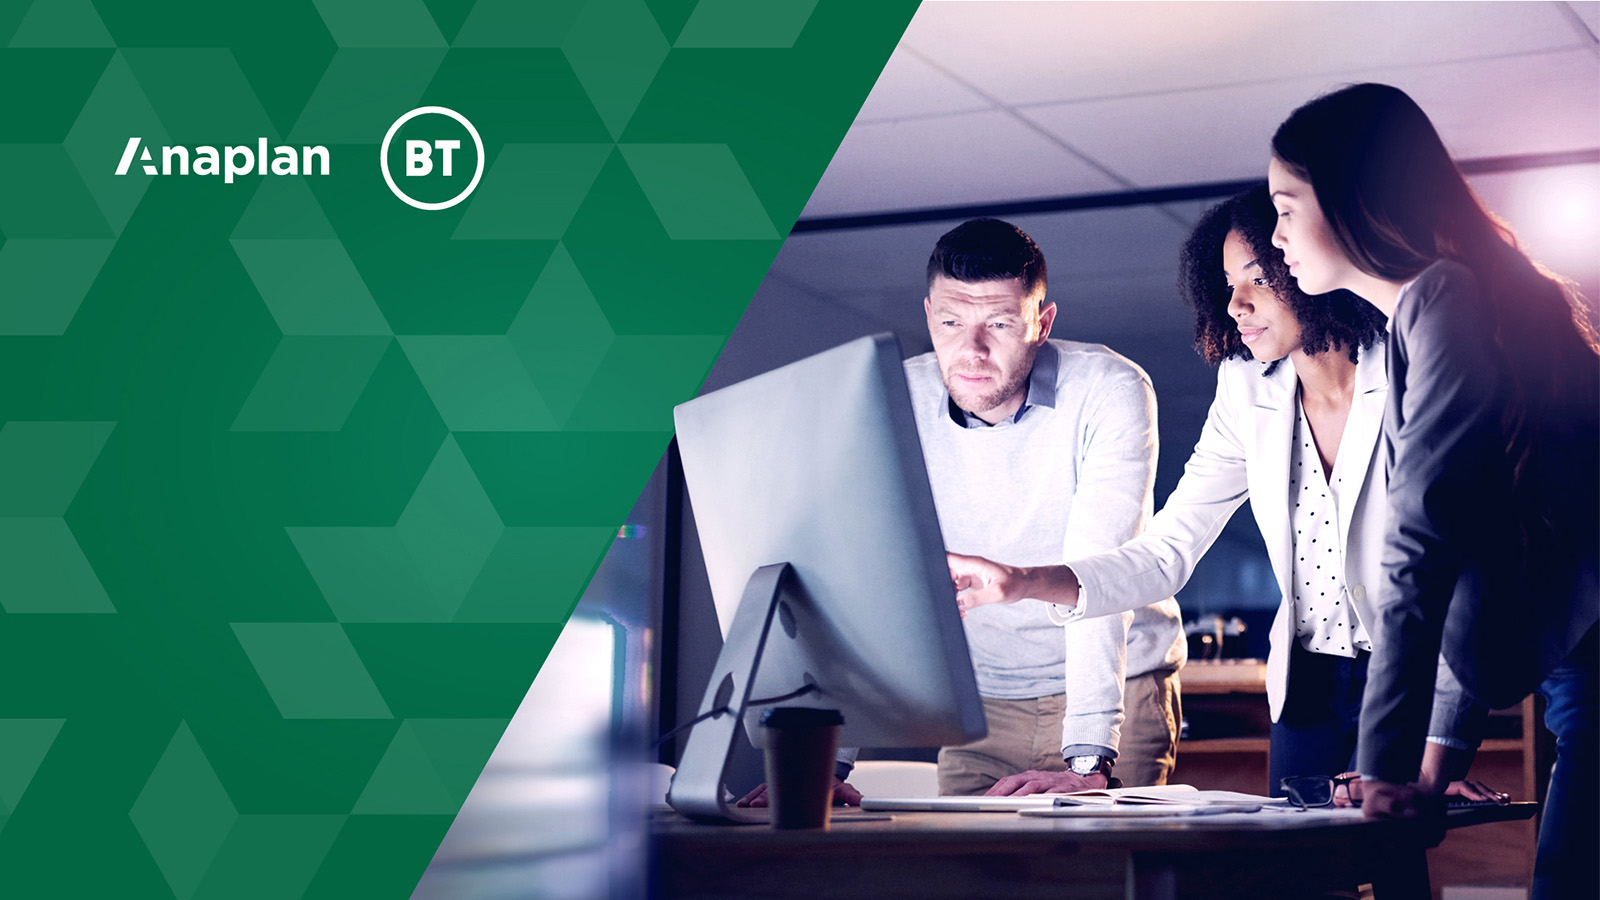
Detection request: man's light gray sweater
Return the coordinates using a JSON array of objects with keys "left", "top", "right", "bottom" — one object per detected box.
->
[{"left": 904, "top": 340, "right": 1186, "bottom": 756}]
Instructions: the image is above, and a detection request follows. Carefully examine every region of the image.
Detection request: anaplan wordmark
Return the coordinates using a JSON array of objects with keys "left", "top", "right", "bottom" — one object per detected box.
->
[{"left": 114, "top": 137, "right": 331, "bottom": 184}]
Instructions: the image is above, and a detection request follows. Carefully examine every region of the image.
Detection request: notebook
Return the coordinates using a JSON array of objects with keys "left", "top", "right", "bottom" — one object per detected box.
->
[
  {"left": 861, "top": 784, "right": 1283, "bottom": 813},
  {"left": 1049, "top": 785, "right": 1279, "bottom": 806},
  {"left": 1019, "top": 802, "right": 1265, "bottom": 818},
  {"left": 859, "top": 794, "right": 1066, "bottom": 812}
]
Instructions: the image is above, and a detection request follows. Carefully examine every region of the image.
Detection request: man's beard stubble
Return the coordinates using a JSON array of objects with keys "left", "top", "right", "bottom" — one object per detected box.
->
[{"left": 942, "top": 343, "right": 1037, "bottom": 417}]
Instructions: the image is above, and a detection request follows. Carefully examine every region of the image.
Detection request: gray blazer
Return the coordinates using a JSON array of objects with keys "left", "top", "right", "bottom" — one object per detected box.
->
[{"left": 1357, "top": 260, "right": 1599, "bottom": 782}]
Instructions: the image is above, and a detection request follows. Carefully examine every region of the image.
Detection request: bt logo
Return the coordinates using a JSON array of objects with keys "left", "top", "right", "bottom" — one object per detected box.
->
[
  {"left": 406, "top": 139, "right": 462, "bottom": 177},
  {"left": 380, "top": 106, "right": 484, "bottom": 210}
]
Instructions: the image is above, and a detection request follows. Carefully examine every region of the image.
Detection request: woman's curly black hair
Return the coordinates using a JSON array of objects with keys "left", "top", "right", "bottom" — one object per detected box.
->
[{"left": 1178, "top": 185, "right": 1387, "bottom": 373}]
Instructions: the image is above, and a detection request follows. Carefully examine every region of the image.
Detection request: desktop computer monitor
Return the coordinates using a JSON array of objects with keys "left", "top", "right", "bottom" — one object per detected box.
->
[{"left": 668, "top": 333, "right": 986, "bottom": 822}]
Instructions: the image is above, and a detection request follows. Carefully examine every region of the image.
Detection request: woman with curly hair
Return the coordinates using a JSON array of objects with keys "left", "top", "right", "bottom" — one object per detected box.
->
[
  {"left": 1267, "top": 83, "right": 1596, "bottom": 899},
  {"left": 947, "top": 185, "right": 1500, "bottom": 799}
]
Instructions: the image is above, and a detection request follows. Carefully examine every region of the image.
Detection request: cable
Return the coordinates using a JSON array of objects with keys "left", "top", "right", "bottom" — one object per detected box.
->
[
  {"left": 650, "top": 684, "right": 821, "bottom": 749},
  {"left": 651, "top": 705, "right": 730, "bottom": 750},
  {"left": 747, "top": 683, "right": 818, "bottom": 706}
]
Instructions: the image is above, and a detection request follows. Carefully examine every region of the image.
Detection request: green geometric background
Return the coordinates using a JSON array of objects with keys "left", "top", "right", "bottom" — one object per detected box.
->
[{"left": 0, "top": 1, "right": 917, "bottom": 896}]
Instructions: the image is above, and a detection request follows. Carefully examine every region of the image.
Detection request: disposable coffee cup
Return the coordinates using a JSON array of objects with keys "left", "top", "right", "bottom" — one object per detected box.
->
[{"left": 759, "top": 707, "right": 844, "bottom": 830}]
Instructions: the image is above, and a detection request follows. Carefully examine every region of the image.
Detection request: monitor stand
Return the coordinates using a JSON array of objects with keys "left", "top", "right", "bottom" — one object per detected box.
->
[{"left": 667, "top": 562, "right": 814, "bottom": 824}]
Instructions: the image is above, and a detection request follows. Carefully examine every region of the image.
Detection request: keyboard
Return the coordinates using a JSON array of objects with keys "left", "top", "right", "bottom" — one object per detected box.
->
[{"left": 1446, "top": 797, "right": 1511, "bottom": 810}]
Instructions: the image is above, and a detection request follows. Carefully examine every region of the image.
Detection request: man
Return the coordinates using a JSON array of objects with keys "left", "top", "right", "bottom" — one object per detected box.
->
[
  {"left": 901, "top": 217, "right": 1184, "bottom": 794},
  {"left": 737, "top": 218, "right": 1184, "bottom": 808}
]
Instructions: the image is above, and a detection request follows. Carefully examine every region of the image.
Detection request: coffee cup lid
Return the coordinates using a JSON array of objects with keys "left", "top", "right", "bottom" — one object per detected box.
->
[{"left": 760, "top": 707, "right": 844, "bottom": 728}]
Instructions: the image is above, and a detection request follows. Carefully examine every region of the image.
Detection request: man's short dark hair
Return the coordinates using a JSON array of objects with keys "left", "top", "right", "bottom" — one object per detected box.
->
[{"left": 926, "top": 217, "right": 1047, "bottom": 301}]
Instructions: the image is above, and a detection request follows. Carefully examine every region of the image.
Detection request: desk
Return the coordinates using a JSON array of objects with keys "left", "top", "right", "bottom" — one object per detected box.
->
[
  {"left": 1175, "top": 663, "right": 1548, "bottom": 891},
  {"left": 650, "top": 804, "right": 1536, "bottom": 900}
]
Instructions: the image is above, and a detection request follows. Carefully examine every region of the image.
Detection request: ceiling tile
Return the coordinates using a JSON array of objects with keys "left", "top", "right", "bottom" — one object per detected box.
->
[
  {"left": 853, "top": 47, "right": 994, "bottom": 122},
  {"left": 902, "top": 1, "right": 1587, "bottom": 108},
  {"left": 1391, "top": 49, "right": 1600, "bottom": 158},
  {"left": 1567, "top": 1, "right": 1600, "bottom": 38},
  {"left": 1022, "top": 84, "right": 1299, "bottom": 187},
  {"left": 800, "top": 109, "right": 1124, "bottom": 217},
  {"left": 810, "top": 5, "right": 1599, "bottom": 218},
  {"left": 1024, "top": 48, "right": 1600, "bottom": 187}
]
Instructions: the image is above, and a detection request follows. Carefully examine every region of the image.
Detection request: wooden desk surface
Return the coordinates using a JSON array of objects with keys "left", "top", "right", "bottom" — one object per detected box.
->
[{"left": 650, "top": 804, "right": 1536, "bottom": 900}]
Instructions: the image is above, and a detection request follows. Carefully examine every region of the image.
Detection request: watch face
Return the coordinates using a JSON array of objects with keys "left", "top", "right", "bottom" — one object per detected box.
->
[{"left": 1069, "top": 755, "right": 1101, "bottom": 775}]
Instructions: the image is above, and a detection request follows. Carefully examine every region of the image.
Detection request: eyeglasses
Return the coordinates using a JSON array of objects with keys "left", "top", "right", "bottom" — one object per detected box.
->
[{"left": 1280, "top": 774, "right": 1360, "bottom": 810}]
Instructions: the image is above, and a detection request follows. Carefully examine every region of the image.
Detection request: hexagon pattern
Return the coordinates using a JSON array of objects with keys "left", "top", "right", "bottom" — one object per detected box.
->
[
  {"left": 0, "top": 421, "right": 116, "bottom": 613},
  {"left": 130, "top": 722, "right": 348, "bottom": 900},
  {"left": 0, "top": 718, "right": 65, "bottom": 821},
  {"left": 0, "top": 1, "right": 917, "bottom": 897},
  {"left": 129, "top": 722, "right": 239, "bottom": 899}
]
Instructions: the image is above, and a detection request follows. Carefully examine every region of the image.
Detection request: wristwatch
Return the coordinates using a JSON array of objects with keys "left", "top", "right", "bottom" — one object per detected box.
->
[{"left": 1068, "top": 754, "right": 1113, "bottom": 780}]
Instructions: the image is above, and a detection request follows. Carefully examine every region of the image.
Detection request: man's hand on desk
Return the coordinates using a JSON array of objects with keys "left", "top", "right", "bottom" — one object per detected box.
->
[
  {"left": 985, "top": 769, "right": 1105, "bottom": 796},
  {"left": 735, "top": 777, "right": 863, "bottom": 808}
]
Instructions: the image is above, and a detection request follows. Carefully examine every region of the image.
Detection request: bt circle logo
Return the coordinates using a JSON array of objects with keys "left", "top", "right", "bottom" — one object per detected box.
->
[{"left": 380, "top": 106, "right": 484, "bottom": 210}]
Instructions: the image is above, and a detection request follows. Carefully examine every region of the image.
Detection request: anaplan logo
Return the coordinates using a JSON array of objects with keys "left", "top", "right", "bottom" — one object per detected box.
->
[{"left": 114, "top": 137, "right": 331, "bottom": 184}]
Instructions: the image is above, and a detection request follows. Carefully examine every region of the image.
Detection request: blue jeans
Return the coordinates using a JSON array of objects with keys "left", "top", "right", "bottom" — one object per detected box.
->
[
  {"left": 1269, "top": 642, "right": 1369, "bottom": 797},
  {"left": 1533, "top": 623, "right": 1598, "bottom": 900}
]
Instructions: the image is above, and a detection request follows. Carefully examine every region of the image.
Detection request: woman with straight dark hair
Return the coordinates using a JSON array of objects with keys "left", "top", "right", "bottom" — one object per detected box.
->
[{"left": 1268, "top": 82, "right": 1598, "bottom": 900}]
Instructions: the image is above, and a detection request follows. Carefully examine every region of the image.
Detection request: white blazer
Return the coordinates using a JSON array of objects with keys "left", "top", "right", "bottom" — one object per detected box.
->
[{"left": 1066, "top": 346, "right": 1388, "bottom": 722}]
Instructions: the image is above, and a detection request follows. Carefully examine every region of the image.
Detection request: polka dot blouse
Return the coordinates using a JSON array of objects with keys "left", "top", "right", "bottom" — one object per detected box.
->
[{"left": 1290, "top": 396, "right": 1371, "bottom": 658}]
